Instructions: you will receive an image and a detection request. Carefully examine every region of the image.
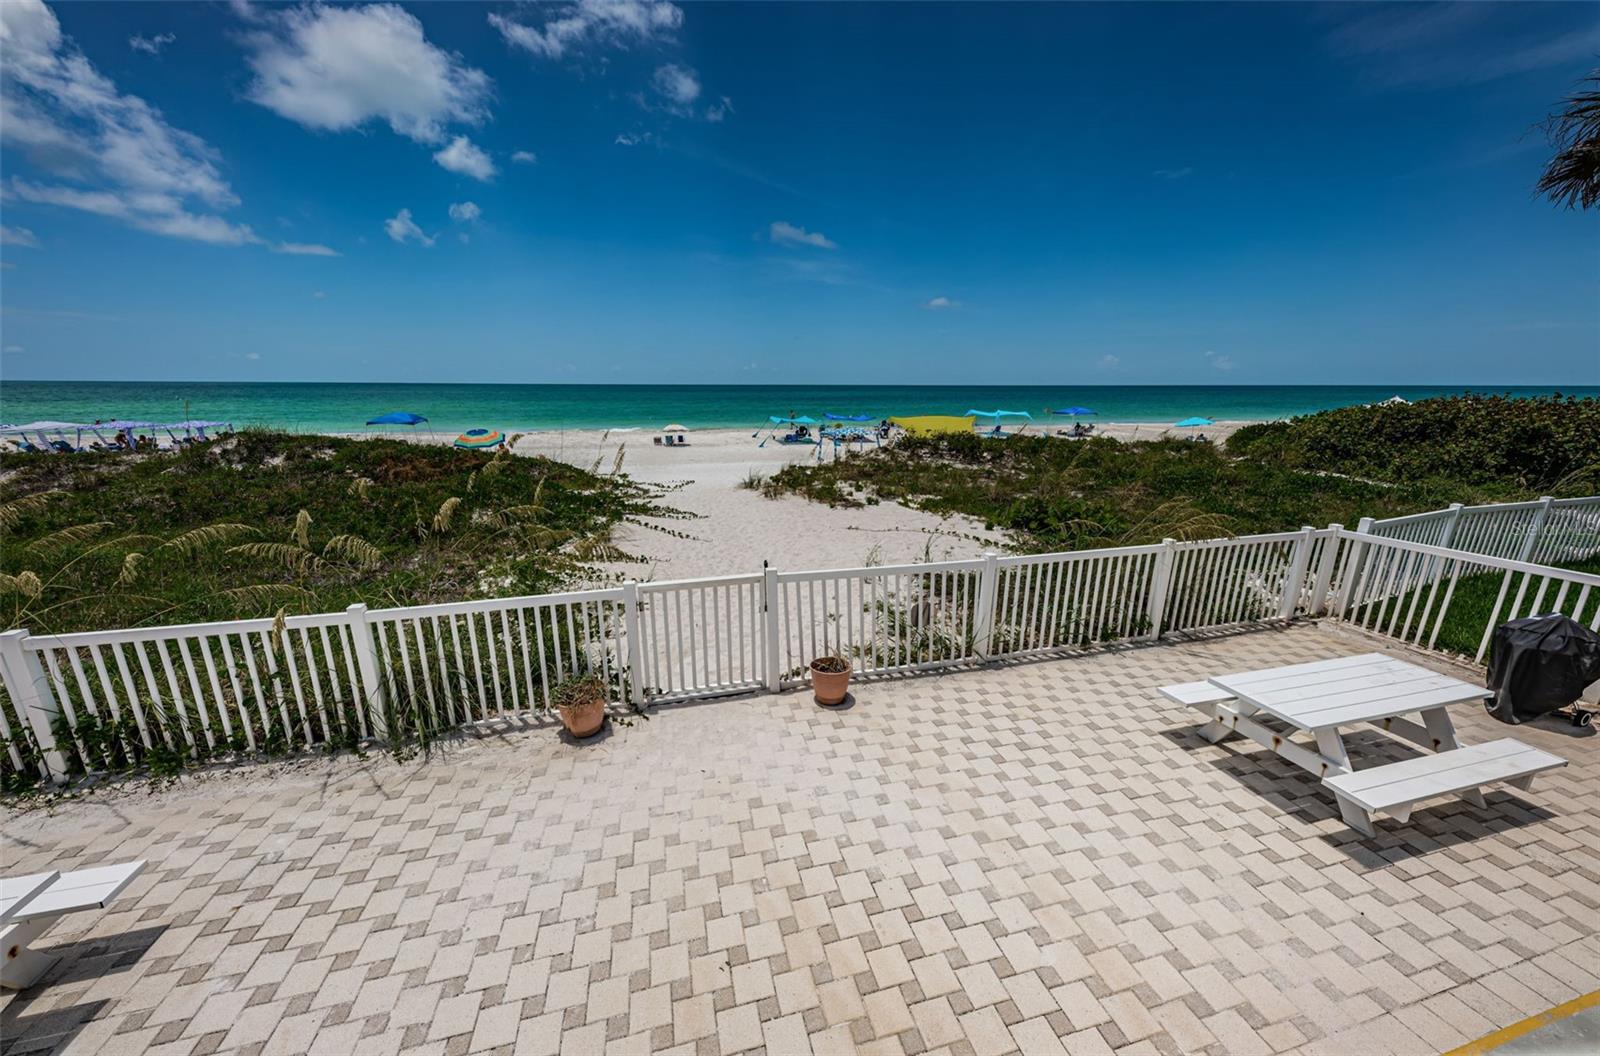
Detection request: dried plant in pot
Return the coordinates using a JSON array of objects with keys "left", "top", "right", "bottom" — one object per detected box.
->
[
  {"left": 549, "top": 673, "right": 608, "bottom": 738},
  {"left": 809, "top": 650, "right": 852, "bottom": 706}
]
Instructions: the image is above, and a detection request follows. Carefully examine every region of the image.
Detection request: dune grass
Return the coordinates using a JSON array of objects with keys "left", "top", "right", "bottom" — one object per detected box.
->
[
  {"left": 0, "top": 430, "right": 671, "bottom": 637},
  {"left": 765, "top": 396, "right": 1599, "bottom": 553}
]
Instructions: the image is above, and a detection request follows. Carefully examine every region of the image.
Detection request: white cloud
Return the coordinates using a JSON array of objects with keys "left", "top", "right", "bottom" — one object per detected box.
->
[
  {"left": 705, "top": 96, "right": 733, "bottom": 123},
  {"left": 1326, "top": 5, "right": 1600, "bottom": 87},
  {"left": 923, "top": 296, "right": 958, "bottom": 310},
  {"left": 652, "top": 63, "right": 699, "bottom": 105},
  {"left": 245, "top": 351, "right": 261, "bottom": 360},
  {"left": 614, "top": 131, "right": 652, "bottom": 147},
  {"left": 128, "top": 31, "right": 174, "bottom": 55},
  {"left": 272, "top": 241, "right": 339, "bottom": 256},
  {"left": 1099, "top": 354, "right": 1120, "bottom": 370},
  {"left": 310, "top": 290, "right": 327, "bottom": 299},
  {"left": 489, "top": 0, "right": 682, "bottom": 61},
  {"left": 384, "top": 207, "right": 434, "bottom": 246},
  {"left": 769, "top": 220, "right": 837, "bottom": 250},
  {"left": 0, "top": 0, "right": 256, "bottom": 246},
  {"left": 511, "top": 149, "right": 538, "bottom": 164},
  {"left": 0, "top": 224, "right": 41, "bottom": 248},
  {"left": 1204, "top": 350, "right": 1235, "bottom": 372},
  {"left": 432, "top": 135, "right": 495, "bottom": 181},
  {"left": 448, "top": 201, "right": 481, "bottom": 223},
  {"left": 1153, "top": 166, "right": 1193, "bottom": 180},
  {"left": 244, "top": 3, "right": 491, "bottom": 145}
]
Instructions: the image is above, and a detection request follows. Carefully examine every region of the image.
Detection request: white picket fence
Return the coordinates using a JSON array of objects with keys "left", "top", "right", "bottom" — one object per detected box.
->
[
  {"left": 1365, "top": 495, "right": 1600, "bottom": 566},
  {"left": 2, "top": 499, "right": 1597, "bottom": 783}
]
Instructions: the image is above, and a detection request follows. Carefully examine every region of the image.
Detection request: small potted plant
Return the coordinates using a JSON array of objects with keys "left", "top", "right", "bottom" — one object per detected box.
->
[
  {"left": 550, "top": 673, "right": 608, "bottom": 738},
  {"left": 809, "top": 649, "right": 852, "bottom": 706}
]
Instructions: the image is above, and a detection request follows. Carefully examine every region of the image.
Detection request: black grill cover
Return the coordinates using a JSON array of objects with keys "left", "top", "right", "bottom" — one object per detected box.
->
[{"left": 1485, "top": 614, "right": 1600, "bottom": 724}]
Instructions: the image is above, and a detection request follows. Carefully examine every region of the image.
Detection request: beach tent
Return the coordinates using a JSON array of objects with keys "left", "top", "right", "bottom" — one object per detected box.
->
[
  {"left": 9, "top": 421, "right": 89, "bottom": 451},
  {"left": 168, "top": 419, "right": 233, "bottom": 440},
  {"left": 366, "top": 411, "right": 428, "bottom": 426},
  {"left": 965, "top": 409, "right": 1032, "bottom": 437},
  {"left": 1173, "top": 416, "right": 1214, "bottom": 428},
  {"left": 454, "top": 428, "right": 504, "bottom": 450},
  {"left": 889, "top": 415, "right": 975, "bottom": 436},
  {"left": 963, "top": 409, "right": 1033, "bottom": 420},
  {"left": 756, "top": 416, "right": 818, "bottom": 447}
]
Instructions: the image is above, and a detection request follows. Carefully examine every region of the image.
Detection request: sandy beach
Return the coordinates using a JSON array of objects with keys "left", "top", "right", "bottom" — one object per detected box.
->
[{"left": 383, "top": 420, "right": 1261, "bottom": 582}]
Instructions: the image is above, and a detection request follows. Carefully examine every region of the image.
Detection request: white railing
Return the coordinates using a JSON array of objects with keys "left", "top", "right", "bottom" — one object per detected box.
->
[
  {"left": 1365, "top": 495, "right": 1600, "bottom": 565},
  {"left": 1328, "top": 529, "right": 1600, "bottom": 664},
  {"left": 3, "top": 505, "right": 1593, "bottom": 784}
]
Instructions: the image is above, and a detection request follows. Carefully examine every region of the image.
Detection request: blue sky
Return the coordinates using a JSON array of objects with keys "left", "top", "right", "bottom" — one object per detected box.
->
[{"left": 1, "top": 0, "right": 1596, "bottom": 386}]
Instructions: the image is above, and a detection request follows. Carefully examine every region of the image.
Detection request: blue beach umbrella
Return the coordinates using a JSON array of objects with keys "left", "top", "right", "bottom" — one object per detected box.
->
[
  {"left": 366, "top": 411, "right": 429, "bottom": 426},
  {"left": 1173, "top": 416, "right": 1214, "bottom": 428},
  {"left": 1049, "top": 407, "right": 1097, "bottom": 417}
]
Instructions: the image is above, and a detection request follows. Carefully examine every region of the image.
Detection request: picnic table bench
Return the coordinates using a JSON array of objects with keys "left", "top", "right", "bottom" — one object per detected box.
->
[
  {"left": 1, "top": 861, "right": 146, "bottom": 990},
  {"left": 1161, "top": 654, "right": 1567, "bottom": 836}
]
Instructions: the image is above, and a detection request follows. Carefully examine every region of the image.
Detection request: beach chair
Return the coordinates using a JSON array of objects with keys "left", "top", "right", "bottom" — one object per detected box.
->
[
  {"left": 654, "top": 436, "right": 663, "bottom": 445},
  {"left": 1, "top": 860, "right": 147, "bottom": 989}
]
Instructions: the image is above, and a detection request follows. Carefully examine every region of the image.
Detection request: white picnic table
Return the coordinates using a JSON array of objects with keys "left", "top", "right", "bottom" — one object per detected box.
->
[
  {"left": 0, "top": 872, "right": 59, "bottom": 927},
  {"left": 1164, "top": 652, "right": 1567, "bottom": 835},
  {"left": 1205, "top": 653, "right": 1487, "bottom": 779}
]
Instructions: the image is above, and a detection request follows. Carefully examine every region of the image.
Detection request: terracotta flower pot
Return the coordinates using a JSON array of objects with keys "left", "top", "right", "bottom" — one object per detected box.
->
[
  {"left": 810, "top": 658, "right": 852, "bottom": 706},
  {"left": 558, "top": 695, "right": 607, "bottom": 738}
]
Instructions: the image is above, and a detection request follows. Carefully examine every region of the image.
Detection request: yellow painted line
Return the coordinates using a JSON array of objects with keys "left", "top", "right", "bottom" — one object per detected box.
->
[{"left": 1443, "top": 989, "right": 1600, "bottom": 1056}]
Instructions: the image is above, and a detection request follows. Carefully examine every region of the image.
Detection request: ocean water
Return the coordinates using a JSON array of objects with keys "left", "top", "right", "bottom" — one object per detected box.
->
[{"left": 1, "top": 381, "right": 1594, "bottom": 435}]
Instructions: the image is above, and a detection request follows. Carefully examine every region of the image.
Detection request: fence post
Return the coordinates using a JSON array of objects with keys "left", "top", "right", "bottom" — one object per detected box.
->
[
  {"left": 0, "top": 629, "right": 67, "bottom": 782},
  {"left": 972, "top": 552, "right": 999, "bottom": 660},
  {"left": 1437, "top": 503, "right": 1465, "bottom": 550},
  {"left": 622, "top": 581, "right": 645, "bottom": 709},
  {"left": 1517, "top": 496, "right": 1554, "bottom": 564},
  {"left": 1310, "top": 524, "right": 1342, "bottom": 616},
  {"left": 1146, "top": 539, "right": 1176, "bottom": 639},
  {"left": 1334, "top": 518, "right": 1375, "bottom": 616},
  {"left": 345, "top": 604, "right": 387, "bottom": 741},
  {"left": 1278, "top": 526, "right": 1317, "bottom": 620},
  {"left": 763, "top": 563, "right": 781, "bottom": 693}
]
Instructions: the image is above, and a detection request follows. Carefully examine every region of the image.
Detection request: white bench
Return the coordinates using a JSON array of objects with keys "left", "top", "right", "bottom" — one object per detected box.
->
[
  {"left": 1, "top": 860, "right": 146, "bottom": 990},
  {"left": 1322, "top": 739, "right": 1566, "bottom": 836}
]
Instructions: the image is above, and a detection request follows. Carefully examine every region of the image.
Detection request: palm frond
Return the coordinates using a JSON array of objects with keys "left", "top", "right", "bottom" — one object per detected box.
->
[
  {"left": 1537, "top": 72, "right": 1600, "bottom": 210},
  {"left": 291, "top": 509, "right": 313, "bottom": 548},
  {"left": 348, "top": 476, "right": 376, "bottom": 498}
]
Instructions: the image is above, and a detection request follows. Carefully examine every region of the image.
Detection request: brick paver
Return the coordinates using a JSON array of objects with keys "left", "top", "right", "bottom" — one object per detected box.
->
[{"left": 2, "top": 625, "right": 1596, "bottom": 1055}]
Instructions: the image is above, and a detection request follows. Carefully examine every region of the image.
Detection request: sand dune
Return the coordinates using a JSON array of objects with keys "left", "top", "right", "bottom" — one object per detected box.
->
[{"left": 390, "top": 421, "right": 1260, "bottom": 581}]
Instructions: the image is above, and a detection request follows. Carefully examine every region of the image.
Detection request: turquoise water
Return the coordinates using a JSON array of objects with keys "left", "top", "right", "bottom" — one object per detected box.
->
[{"left": 1, "top": 382, "right": 1594, "bottom": 434}]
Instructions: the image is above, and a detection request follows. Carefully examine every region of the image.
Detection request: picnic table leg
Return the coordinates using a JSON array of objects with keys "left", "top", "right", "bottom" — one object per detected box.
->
[
  {"left": 1335, "top": 795, "right": 1377, "bottom": 838},
  {"left": 1314, "top": 729, "right": 1376, "bottom": 834},
  {"left": 1312, "top": 729, "right": 1352, "bottom": 775},
  {"left": 1422, "top": 708, "right": 1488, "bottom": 808},
  {"left": 1, "top": 916, "right": 61, "bottom": 990}
]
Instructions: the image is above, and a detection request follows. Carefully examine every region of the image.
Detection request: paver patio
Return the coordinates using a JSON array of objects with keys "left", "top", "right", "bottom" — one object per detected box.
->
[{"left": 2, "top": 623, "right": 1596, "bottom": 1056}]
